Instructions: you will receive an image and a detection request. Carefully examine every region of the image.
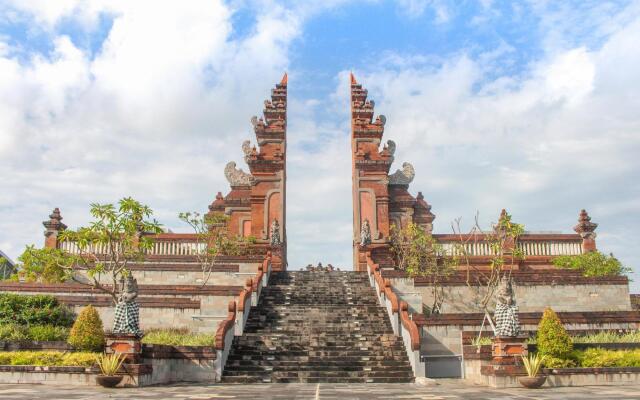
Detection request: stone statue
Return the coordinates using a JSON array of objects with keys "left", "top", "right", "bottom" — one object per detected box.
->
[
  {"left": 494, "top": 276, "right": 520, "bottom": 337},
  {"left": 270, "top": 219, "right": 281, "bottom": 246},
  {"left": 112, "top": 274, "right": 143, "bottom": 337},
  {"left": 360, "top": 219, "right": 372, "bottom": 246},
  {"left": 224, "top": 161, "right": 254, "bottom": 186},
  {"left": 388, "top": 162, "right": 415, "bottom": 185}
]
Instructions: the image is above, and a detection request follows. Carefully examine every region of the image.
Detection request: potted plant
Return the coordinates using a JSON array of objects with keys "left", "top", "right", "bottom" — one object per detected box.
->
[
  {"left": 519, "top": 353, "right": 547, "bottom": 389},
  {"left": 95, "top": 352, "right": 125, "bottom": 388}
]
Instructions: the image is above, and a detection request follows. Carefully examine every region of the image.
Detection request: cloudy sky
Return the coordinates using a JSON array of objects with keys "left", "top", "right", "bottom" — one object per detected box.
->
[{"left": 0, "top": 0, "right": 638, "bottom": 290}]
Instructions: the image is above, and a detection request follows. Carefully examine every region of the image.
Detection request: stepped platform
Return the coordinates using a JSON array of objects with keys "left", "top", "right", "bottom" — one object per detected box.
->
[{"left": 221, "top": 271, "right": 414, "bottom": 383}]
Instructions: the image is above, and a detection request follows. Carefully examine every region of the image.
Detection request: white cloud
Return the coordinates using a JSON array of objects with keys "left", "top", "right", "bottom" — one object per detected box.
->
[
  {"left": 350, "top": 9, "right": 640, "bottom": 287},
  {"left": 396, "top": 0, "right": 450, "bottom": 23},
  {"left": 0, "top": 0, "right": 638, "bottom": 291},
  {"left": 0, "top": 0, "right": 298, "bottom": 259}
]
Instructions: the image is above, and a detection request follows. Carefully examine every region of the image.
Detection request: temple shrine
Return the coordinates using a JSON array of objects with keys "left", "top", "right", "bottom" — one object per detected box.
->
[{"left": 0, "top": 74, "right": 637, "bottom": 387}]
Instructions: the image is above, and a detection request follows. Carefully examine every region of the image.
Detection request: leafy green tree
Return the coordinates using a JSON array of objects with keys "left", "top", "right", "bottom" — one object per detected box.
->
[
  {"left": 553, "top": 251, "right": 630, "bottom": 277},
  {"left": 13, "top": 198, "right": 162, "bottom": 302},
  {"left": 14, "top": 246, "right": 71, "bottom": 283},
  {"left": 0, "top": 257, "right": 14, "bottom": 280},
  {"left": 390, "top": 222, "right": 457, "bottom": 314},
  {"left": 178, "top": 211, "right": 252, "bottom": 286}
]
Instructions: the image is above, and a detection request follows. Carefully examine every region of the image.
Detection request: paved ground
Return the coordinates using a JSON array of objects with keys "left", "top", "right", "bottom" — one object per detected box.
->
[{"left": 1, "top": 381, "right": 640, "bottom": 400}]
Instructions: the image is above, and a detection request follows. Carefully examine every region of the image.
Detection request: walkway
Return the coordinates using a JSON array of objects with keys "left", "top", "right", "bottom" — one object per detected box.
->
[{"left": 2, "top": 381, "right": 640, "bottom": 399}]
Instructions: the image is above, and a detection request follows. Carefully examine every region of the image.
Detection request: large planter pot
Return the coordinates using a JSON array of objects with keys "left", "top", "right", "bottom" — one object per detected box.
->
[
  {"left": 518, "top": 376, "right": 546, "bottom": 389},
  {"left": 96, "top": 375, "right": 123, "bottom": 388}
]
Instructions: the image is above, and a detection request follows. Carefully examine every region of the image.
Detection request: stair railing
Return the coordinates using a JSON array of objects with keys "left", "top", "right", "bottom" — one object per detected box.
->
[
  {"left": 213, "top": 300, "right": 236, "bottom": 379},
  {"left": 213, "top": 251, "right": 272, "bottom": 380},
  {"left": 235, "top": 278, "right": 254, "bottom": 336},
  {"left": 399, "top": 300, "right": 425, "bottom": 377},
  {"left": 365, "top": 252, "right": 426, "bottom": 378}
]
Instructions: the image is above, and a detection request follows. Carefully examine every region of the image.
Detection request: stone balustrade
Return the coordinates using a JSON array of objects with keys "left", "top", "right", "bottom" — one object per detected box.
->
[
  {"left": 434, "top": 234, "right": 583, "bottom": 257},
  {"left": 365, "top": 252, "right": 425, "bottom": 378},
  {"left": 213, "top": 252, "right": 272, "bottom": 381}
]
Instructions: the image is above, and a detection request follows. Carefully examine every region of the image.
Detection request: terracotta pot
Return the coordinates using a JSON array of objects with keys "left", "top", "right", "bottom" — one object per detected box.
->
[
  {"left": 518, "top": 376, "right": 546, "bottom": 389},
  {"left": 96, "top": 375, "right": 123, "bottom": 388}
]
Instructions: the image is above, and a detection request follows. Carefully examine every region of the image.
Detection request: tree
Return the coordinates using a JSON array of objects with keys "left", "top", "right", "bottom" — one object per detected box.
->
[
  {"left": 178, "top": 211, "right": 255, "bottom": 286},
  {"left": 452, "top": 210, "right": 525, "bottom": 312},
  {"left": 13, "top": 197, "right": 162, "bottom": 302},
  {"left": 390, "top": 222, "right": 457, "bottom": 314}
]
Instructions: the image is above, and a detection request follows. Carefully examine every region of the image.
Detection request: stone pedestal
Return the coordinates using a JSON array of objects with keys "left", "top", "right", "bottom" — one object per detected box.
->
[
  {"left": 481, "top": 336, "right": 528, "bottom": 378},
  {"left": 491, "top": 335, "right": 528, "bottom": 364},
  {"left": 105, "top": 333, "right": 142, "bottom": 363}
]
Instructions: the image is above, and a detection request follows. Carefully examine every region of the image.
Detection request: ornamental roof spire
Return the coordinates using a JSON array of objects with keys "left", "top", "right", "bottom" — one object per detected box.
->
[
  {"left": 574, "top": 209, "right": 597, "bottom": 239},
  {"left": 43, "top": 207, "right": 67, "bottom": 233}
]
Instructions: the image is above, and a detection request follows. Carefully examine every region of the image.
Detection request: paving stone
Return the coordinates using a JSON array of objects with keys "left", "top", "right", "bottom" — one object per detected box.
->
[{"left": 1, "top": 382, "right": 640, "bottom": 400}]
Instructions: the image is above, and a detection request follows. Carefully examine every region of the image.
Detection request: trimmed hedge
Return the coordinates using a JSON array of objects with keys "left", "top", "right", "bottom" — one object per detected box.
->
[
  {"left": 0, "top": 324, "right": 69, "bottom": 341},
  {"left": 142, "top": 328, "right": 215, "bottom": 346},
  {"left": 0, "top": 351, "right": 97, "bottom": 367},
  {"left": 0, "top": 293, "right": 74, "bottom": 327},
  {"left": 573, "top": 348, "right": 640, "bottom": 368}
]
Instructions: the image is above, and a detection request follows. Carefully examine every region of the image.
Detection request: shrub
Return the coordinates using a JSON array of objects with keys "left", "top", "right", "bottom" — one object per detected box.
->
[
  {"left": 522, "top": 353, "right": 546, "bottom": 376},
  {"left": 0, "top": 351, "right": 97, "bottom": 367},
  {"left": 141, "top": 328, "right": 215, "bottom": 347},
  {"left": 67, "top": 306, "right": 104, "bottom": 352},
  {"left": 573, "top": 331, "right": 640, "bottom": 344},
  {"left": 553, "top": 251, "right": 630, "bottom": 277},
  {"left": 0, "top": 324, "right": 69, "bottom": 341},
  {"left": 574, "top": 348, "right": 640, "bottom": 368},
  {"left": 0, "top": 324, "right": 29, "bottom": 341},
  {"left": 96, "top": 353, "right": 126, "bottom": 375},
  {"left": 537, "top": 307, "right": 573, "bottom": 360},
  {"left": 63, "top": 352, "right": 99, "bottom": 367},
  {"left": 543, "top": 356, "right": 576, "bottom": 368},
  {"left": 0, "top": 293, "right": 75, "bottom": 327},
  {"left": 28, "top": 325, "right": 69, "bottom": 341}
]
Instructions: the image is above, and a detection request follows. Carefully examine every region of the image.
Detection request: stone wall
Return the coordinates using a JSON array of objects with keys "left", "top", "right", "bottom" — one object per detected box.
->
[
  {"left": 464, "top": 361, "right": 640, "bottom": 388},
  {"left": 74, "top": 262, "right": 261, "bottom": 286},
  {"left": 0, "top": 283, "right": 241, "bottom": 333},
  {"left": 390, "top": 278, "right": 632, "bottom": 314},
  {"left": 419, "top": 317, "right": 640, "bottom": 356},
  {"left": 0, "top": 345, "right": 219, "bottom": 386},
  {"left": 69, "top": 297, "right": 234, "bottom": 333}
]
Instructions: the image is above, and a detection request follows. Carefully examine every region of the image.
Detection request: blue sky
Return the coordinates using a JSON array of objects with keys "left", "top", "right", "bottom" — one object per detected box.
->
[{"left": 0, "top": 0, "right": 639, "bottom": 291}]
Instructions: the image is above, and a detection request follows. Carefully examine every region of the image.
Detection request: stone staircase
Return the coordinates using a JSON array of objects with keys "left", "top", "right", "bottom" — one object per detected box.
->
[{"left": 221, "top": 271, "right": 414, "bottom": 383}]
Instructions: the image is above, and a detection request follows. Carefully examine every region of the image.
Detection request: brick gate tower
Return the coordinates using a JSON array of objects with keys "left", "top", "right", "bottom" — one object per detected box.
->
[
  {"left": 350, "top": 74, "right": 435, "bottom": 271},
  {"left": 208, "top": 74, "right": 288, "bottom": 270}
]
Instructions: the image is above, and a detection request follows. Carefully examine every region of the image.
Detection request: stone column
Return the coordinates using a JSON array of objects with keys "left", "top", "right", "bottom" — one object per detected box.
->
[
  {"left": 42, "top": 208, "right": 67, "bottom": 249},
  {"left": 574, "top": 209, "right": 598, "bottom": 253}
]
